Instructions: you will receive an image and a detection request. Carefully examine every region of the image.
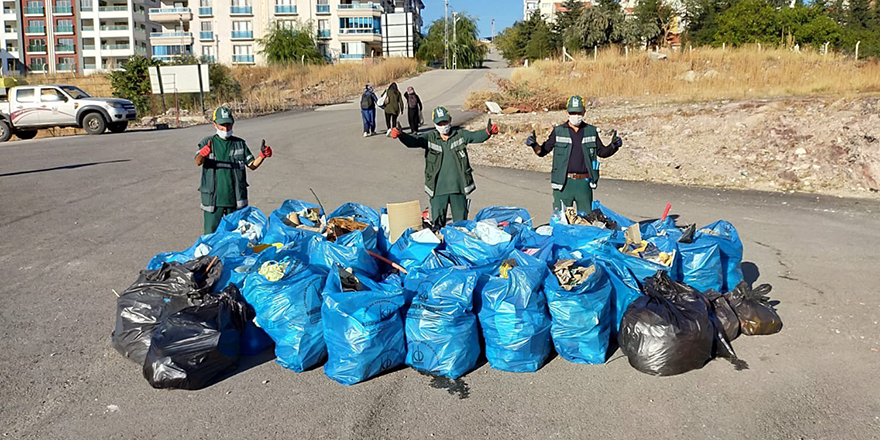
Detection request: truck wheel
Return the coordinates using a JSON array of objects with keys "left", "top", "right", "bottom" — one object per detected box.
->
[
  {"left": 15, "top": 130, "right": 38, "bottom": 140},
  {"left": 108, "top": 122, "right": 128, "bottom": 133},
  {"left": 83, "top": 113, "right": 107, "bottom": 135},
  {"left": 0, "top": 120, "right": 11, "bottom": 142}
]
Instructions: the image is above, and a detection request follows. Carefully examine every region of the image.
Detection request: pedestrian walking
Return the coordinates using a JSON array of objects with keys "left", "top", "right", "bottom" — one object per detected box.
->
[
  {"left": 360, "top": 84, "right": 378, "bottom": 137},
  {"left": 195, "top": 106, "right": 272, "bottom": 234},
  {"left": 526, "top": 95, "right": 621, "bottom": 212},
  {"left": 383, "top": 82, "right": 404, "bottom": 136},
  {"left": 391, "top": 106, "right": 499, "bottom": 226},
  {"left": 404, "top": 86, "right": 423, "bottom": 134}
]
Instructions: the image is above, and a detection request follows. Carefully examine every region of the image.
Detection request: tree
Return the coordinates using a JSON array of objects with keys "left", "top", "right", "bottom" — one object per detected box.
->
[
  {"left": 635, "top": 0, "right": 679, "bottom": 47},
  {"left": 257, "top": 21, "right": 324, "bottom": 65},
  {"left": 107, "top": 55, "right": 157, "bottom": 115},
  {"left": 524, "top": 16, "right": 554, "bottom": 60},
  {"left": 417, "top": 14, "right": 488, "bottom": 68},
  {"left": 712, "top": 0, "right": 780, "bottom": 45}
]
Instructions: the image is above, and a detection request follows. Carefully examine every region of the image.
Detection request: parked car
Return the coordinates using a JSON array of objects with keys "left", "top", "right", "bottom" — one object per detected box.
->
[{"left": 0, "top": 84, "right": 137, "bottom": 141}]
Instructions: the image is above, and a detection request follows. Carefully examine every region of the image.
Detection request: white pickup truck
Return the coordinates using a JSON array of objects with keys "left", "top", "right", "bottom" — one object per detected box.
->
[{"left": 0, "top": 84, "right": 137, "bottom": 141}]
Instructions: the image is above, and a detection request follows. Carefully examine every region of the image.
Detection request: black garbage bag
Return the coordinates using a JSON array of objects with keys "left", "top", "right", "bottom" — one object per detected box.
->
[
  {"left": 111, "top": 257, "right": 222, "bottom": 364},
  {"left": 618, "top": 271, "right": 735, "bottom": 376},
  {"left": 705, "top": 290, "right": 740, "bottom": 341},
  {"left": 726, "top": 282, "right": 782, "bottom": 336},
  {"left": 143, "top": 285, "right": 250, "bottom": 390}
]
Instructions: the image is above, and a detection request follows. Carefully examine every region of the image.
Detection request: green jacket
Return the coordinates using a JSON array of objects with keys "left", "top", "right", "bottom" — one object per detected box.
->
[
  {"left": 398, "top": 128, "right": 490, "bottom": 197},
  {"left": 198, "top": 135, "right": 254, "bottom": 213},
  {"left": 534, "top": 123, "right": 601, "bottom": 191}
]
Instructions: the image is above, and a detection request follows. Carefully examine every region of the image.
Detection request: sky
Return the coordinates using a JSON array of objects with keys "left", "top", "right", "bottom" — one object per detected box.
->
[{"left": 420, "top": 0, "right": 522, "bottom": 39}]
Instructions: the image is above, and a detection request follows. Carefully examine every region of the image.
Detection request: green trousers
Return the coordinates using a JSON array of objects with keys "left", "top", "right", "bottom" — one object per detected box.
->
[
  {"left": 552, "top": 178, "right": 593, "bottom": 212},
  {"left": 430, "top": 193, "right": 468, "bottom": 227},
  {"left": 204, "top": 206, "right": 237, "bottom": 235}
]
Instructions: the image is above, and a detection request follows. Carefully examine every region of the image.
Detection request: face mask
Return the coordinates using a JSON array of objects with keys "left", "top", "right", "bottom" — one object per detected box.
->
[
  {"left": 216, "top": 129, "right": 233, "bottom": 139},
  {"left": 435, "top": 124, "right": 451, "bottom": 135},
  {"left": 569, "top": 115, "right": 584, "bottom": 126}
]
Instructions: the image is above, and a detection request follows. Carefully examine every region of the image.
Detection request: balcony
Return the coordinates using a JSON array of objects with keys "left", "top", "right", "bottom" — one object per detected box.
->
[
  {"left": 98, "top": 5, "right": 128, "bottom": 15},
  {"left": 232, "top": 54, "right": 254, "bottom": 64},
  {"left": 317, "top": 29, "right": 330, "bottom": 39},
  {"left": 150, "top": 31, "right": 193, "bottom": 45},
  {"left": 149, "top": 7, "right": 192, "bottom": 22},
  {"left": 316, "top": 4, "right": 329, "bottom": 14},
  {"left": 203, "top": 55, "right": 215, "bottom": 63},
  {"left": 83, "top": 63, "right": 97, "bottom": 70},
  {"left": 2, "top": 8, "right": 15, "bottom": 16},
  {"left": 24, "top": 6, "right": 44, "bottom": 15},
  {"left": 102, "top": 44, "right": 130, "bottom": 50},
  {"left": 100, "top": 25, "right": 129, "bottom": 31},
  {"left": 199, "top": 31, "right": 213, "bottom": 40},
  {"left": 28, "top": 63, "right": 47, "bottom": 72},
  {"left": 82, "top": 25, "right": 95, "bottom": 31},
  {"left": 340, "top": 53, "right": 364, "bottom": 60},
  {"left": 337, "top": 3, "right": 382, "bottom": 17},
  {"left": 338, "top": 28, "right": 381, "bottom": 43},
  {"left": 80, "top": 3, "right": 92, "bottom": 11},
  {"left": 54, "top": 5, "right": 73, "bottom": 14},
  {"left": 274, "top": 4, "right": 296, "bottom": 14},
  {"left": 83, "top": 44, "right": 96, "bottom": 50},
  {"left": 25, "top": 26, "right": 46, "bottom": 35},
  {"left": 55, "top": 25, "right": 75, "bottom": 34},
  {"left": 198, "top": 6, "right": 212, "bottom": 16},
  {"left": 229, "top": 5, "right": 252, "bottom": 15},
  {"left": 57, "top": 63, "right": 75, "bottom": 72},
  {"left": 55, "top": 44, "right": 76, "bottom": 53},
  {"left": 27, "top": 45, "right": 48, "bottom": 54},
  {"left": 231, "top": 30, "right": 252, "bottom": 39}
]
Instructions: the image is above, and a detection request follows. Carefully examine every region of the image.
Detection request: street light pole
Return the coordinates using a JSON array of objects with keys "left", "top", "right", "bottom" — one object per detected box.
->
[
  {"left": 444, "top": 0, "right": 448, "bottom": 69},
  {"left": 452, "top": 12, "right": 457, "bottom": 70}
]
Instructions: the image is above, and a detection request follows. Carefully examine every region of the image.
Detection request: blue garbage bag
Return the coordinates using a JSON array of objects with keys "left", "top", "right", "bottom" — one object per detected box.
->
[
  {"left": 677, "top": 241, "right": 723, "bottom": 292},
  {"left": 640, "top": 217, "right": 678, "bottom": 239},
  {"left": 544, "top": 255, "right": 613, "bottom": 364},
  {"left": 442, "top": 221, "right": 517, "bottom": 267},
  {"left": 321, "top": 269, "right": 406, "bottom": 385},
  {"left": 307, "top": 230, "right": 379, "bottom": 277},
  {"left": 214, "top": 252, "right": 259, "bottom": 292},
  {"left": 147, "top": 232, "right": 251, "bottom": 277},
  {"left": 552, "top": 223, "right": 617, "bottom": 253},
  {"left": 405, "top": 267, "right": 480, "bottom": 379},
  {"left": 241, "top": 254, "right": 328, "bottom": 372},
  {"left": 387, "top": 228, "right": 442, "bottom": 272},
  {"left": 510, "top": 224, "right": 555, "bottom": 264},
  {"left": 263, "top": 199, "right": 324, "bottom": 245},
  {"left": 479, "top": 251, "right": 552, "bottom": 372},
  {"left": 695, "top": 221, "right": 743, "bottom": 292},
  {"left": 591, "top": 200, "right": 636, "bottom": 229},
  {"left": 215, "top": 206, "right": 268, "bottom": 245},
  {"left": 474, "top": 206, "right": 533, "bottom": 227},
  {"left": 241, "top": 320, "right": 274, "bottom": 356},
  {"left": 328, "top": 202, "right": 382, "bottom": 250}
]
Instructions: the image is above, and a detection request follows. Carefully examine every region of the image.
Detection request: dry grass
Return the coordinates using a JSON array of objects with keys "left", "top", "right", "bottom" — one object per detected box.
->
[
  {"left": 467, "top": 46, "right": 880, "bottom": 110},
  {"left": 230, "top": 57, "right": 424, "bottom": 115},
  {"left": 19, "top": 57, "right": 424, "bottom": 116}
]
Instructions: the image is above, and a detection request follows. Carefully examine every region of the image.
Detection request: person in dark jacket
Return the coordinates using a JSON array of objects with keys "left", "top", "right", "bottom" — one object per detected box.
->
[
  {"left": 383, "top": 82, "right": 404, "bottom": 136},
  {"left": 360, "top": 84, "right": 378, "bottom": 137},
  {"left": 526, "top": 95, "right": 622, "bottom": 212},
  {"left": 404, "top": 86, "right": 423, "bottom": 134}
]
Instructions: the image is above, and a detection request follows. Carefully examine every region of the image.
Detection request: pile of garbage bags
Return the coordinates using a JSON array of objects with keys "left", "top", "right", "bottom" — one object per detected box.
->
[{"left": 111, "top": 200, "right": 783, "bottom": 389}]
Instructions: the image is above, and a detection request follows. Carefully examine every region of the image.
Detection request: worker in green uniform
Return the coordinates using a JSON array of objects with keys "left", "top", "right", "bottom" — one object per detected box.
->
[
  {"left": 195, "top": 106, "right": 273, "bottom": 234},
  {"left": 391, "top": 106, "right": 499, "bottom": 226},
  {"left": 526, "top": 95, "right": 622, "bottom": 212}
]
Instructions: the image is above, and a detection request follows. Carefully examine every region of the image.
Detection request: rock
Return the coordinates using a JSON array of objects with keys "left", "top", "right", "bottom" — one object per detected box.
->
[
  {"left": 648, "top": 52, "right": 667, "bottom": 61},
  {"left": 141, "top": 116, "right": 155, "bottom": 125},
  {"left": 703, "top": 69, "right": 719, "bottom": 79},
  {"left": 778, "top": 170, "right": 800, "bottom": 182},
  {"left": 795, "top": 148, "right": 807, "bottom": 155},
  {"left": 680, "top": 70, "right": 696, "bottom": 82},
  {"left": 501, "top": 107, "right": 520, "bottom": 114}
]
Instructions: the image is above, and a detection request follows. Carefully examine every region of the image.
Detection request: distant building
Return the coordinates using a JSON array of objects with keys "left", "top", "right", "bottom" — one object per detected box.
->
[{"left": 524, "top": 0, "right": 639, "bottom": 22}]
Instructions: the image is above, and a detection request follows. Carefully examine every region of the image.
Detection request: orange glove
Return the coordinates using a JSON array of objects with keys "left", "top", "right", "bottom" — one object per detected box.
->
[
  {"left": 198, "top": 143, "right": 211, "bottom": 158},
  {"left": 391, "top": 127, "right": 401, "bottom": 139},
  {"left": 259, "top": 140, "right": 272, "bottom": 158},
  {"left": 488, "top": 124, "right": 499, "bottom": 135}
]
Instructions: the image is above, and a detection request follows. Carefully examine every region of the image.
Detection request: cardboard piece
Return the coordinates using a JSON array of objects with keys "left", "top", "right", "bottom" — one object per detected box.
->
[
  {"left": 485, "top": 101, "right": 503, "bottom": 114},
  {"left": 624, "top": 223, "right": 642, "bottom": 247},
  {"left": 387, "top": 200, "right": 423, "bottom": 243}
]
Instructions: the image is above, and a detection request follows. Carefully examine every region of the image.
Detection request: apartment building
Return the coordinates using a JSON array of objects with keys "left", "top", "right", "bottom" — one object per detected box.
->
[
  {"left": 149, "top": 0, "right": 422, "bottom": 66},
  {"left": 524, "top": 0, "right": 638, "bottom": 21},
  {"left": 0, "top": 0, "right": 154, "bottom": 74}
]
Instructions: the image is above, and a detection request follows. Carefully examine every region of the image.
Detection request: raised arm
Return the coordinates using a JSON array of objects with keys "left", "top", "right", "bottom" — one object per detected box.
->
[
  {"left": 396, "top": 130, "right": 428, "bottom": 149},
  {"left": 533, "top": 130, "right": 556, "bottom": 157},
  {"left": 596, "top": 132, "right": 621, "bottom": 158},
  {"left": 462, "top": 128, "right": 491, "bottom": 145}
]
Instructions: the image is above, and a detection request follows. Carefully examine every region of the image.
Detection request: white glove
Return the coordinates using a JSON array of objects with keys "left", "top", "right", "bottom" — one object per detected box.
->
[{"left": 590, "top": 182, "right": 598, "bottom": 189}]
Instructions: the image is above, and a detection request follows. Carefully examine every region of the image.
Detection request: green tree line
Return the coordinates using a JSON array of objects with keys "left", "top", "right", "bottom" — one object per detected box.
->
[
  {"left": 417, "top": 13, "right": 489, "bottom": 68},
  {"left": 497, "top": 0, "right": 880, "bottom": 62}
]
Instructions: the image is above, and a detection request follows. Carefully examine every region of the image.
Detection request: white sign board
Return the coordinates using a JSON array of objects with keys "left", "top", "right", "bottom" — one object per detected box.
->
[{"left": 148, "top": 64, "right": 210, "bottom": 94}]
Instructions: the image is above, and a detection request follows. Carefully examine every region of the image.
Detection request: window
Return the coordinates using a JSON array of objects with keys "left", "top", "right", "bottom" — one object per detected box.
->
[
  {"left": 17, "top": 88, "right": 36, "bottom": 102},
  {"left": 233, "top": 45, "right": 252, "bottom": 56},
  {"left": 202, "top": 46, "right": 214, "bottom": 56},
  {"left": 275, "top": 0, "right": 293, "bottom": 5},
  {"left": 231, "top": 0, "right": 249, "bottom": 6},
  {"left": 278, "top": 20, "right": 295, "bottom": 29},
  {"left": 58, "top": 57, "right": 74, "bottom": 65},
  {"left": 58, "top": 38, "right": 74, "bottom": 46},
  {"left": 27, "top": 1, "right": 41, "bottom": 8},
  {"left": 61, "top": 85, "right": 90, "bottom": 98},
  {"left": 57, "top": 19, "right": 73, "bottom": 28},
  {"left": 318, "top": 19, "right": 329, "bottom": 31},
  {"left": 232, "top": 21, "right": 251, "bottom": 31},
  {"left": 200, "top": 0, "right": 210, "bottom": 6},
  {"left": 339, "top": 17, "right": 380, "bottom": 34},
  {"left": 201, "top": 21, "right": 212, "bottom": 31},
  {"left": 41, "top": 87, "right": 66, "bottom": 101}
]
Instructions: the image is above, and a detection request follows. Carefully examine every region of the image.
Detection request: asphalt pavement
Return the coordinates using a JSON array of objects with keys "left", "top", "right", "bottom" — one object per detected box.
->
[{"left": 1, "top": 51, "right": 879, "bottom": 440}]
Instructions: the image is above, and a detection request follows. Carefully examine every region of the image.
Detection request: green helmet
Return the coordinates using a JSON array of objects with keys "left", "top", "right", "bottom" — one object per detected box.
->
[
  {"left": 212, "top": 106, "right": 235, "bottom": 125},
  {"left": 432, "top": 106, "right": 451, "bottom": 124},
  {"left": 566, "top": 95, "right": 586, "bottom": 113}
]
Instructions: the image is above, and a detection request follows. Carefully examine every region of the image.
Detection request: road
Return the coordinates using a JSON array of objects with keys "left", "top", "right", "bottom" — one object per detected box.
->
[{"left": 1, "top": 50, "right": 879, "bottom": 440}]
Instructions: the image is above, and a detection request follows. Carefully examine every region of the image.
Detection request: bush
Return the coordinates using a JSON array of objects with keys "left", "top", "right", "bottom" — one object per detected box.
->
[{"left": 107, "top": 55, "right": 156, "bottom": 115}]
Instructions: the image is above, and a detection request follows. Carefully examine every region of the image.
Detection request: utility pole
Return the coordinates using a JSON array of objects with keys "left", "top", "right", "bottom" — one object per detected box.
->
[
  {"left": 491, "top": 19, "right": 495, "bottom": 42},
  {"left": 444, "top": 0, "right": 449, "bottom": 69},
  {"left": 452, "top": 11, "right": 457, "bottom": 70}
]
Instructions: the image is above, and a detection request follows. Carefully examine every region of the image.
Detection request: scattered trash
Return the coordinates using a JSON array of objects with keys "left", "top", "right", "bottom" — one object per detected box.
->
[
  {"left": 257, "top": 259, "right": 289, "bottom": 282},
  {"left": 619, "top": 240, "right": 674, "bottom": 266},
  {"left": 551, "top": 259, "right": 597, "bottom": 290},
  {"left": 106, "top": 404, "right": 119, "bottom": 413}
]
